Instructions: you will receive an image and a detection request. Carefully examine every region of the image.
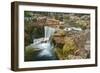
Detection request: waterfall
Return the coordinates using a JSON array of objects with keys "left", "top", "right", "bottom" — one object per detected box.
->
[
  {"left": 33, "top": 26, "right": 55, "bottom": 44},
  {"left": 44, "top": 26, "right": 56, "bottom": 39},
  {"left": 31, "top": 26, "right": 56, "bottom": 58},
  {"left": 36, "top": 26, "right": 56, "bottom": 57}
]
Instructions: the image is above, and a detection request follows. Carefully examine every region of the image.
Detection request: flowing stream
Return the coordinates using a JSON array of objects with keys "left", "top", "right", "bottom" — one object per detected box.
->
[
  {"left": 31, "top": 26, "right": 57, "bottom": 60},
  {"left": 29, "top": 26, "right": 82, "bottom": 60}
]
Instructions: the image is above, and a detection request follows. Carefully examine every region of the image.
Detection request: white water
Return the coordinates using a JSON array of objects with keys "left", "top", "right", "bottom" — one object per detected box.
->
[
  {"left": 29, "top": 26, "right": 83, "bottom": 60},
  {"left": 32, "top": 26, "right": 56, "bottom": 57},
  {"left": 44, "top": 26, "right": 56, "bottom": 38}
]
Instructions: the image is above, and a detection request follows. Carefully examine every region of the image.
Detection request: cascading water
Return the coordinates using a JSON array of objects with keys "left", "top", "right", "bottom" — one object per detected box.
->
[
  {"left": 44, "top": 26, "right": 56, "bottom": 38},
  {"left": 31, "top": 26, "right": 57, "bottom": 60}
]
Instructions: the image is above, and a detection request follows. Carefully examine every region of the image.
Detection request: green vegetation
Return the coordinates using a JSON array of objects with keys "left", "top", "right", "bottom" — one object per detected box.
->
[
  {"left": 25, "top": 45, "right": 42, "bottom": 61},
  {"left": 24, "top": 11, "right": 90, "bottom": 61}
]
